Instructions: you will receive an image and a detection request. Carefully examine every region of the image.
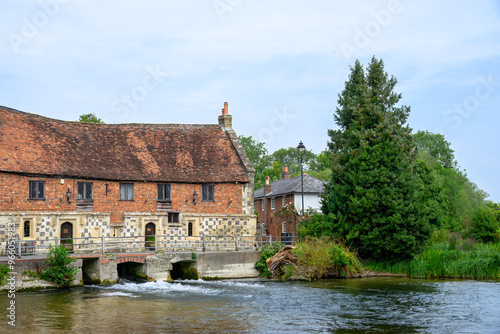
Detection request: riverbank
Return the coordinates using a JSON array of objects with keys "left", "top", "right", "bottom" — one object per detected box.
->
[{"left": 364, "top": 241, "right": 500, "bottom": 279}]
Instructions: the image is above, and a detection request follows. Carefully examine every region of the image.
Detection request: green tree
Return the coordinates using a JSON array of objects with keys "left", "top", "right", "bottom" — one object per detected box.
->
[
  {"left": 323, "top": 57, "right": 431, "bottom": 261},
  {"left": 78, "top": 113, "right": 104, "bottom": 123},
  {"left": 413, "top": 130, "right": 456, "bottom": 168},
  {"left": 238, "top": 135, "right": 272, "bottom": 189},
  {"left": 40, "top": 244, "right": 78, "bottom": 287},
  {"left": 270, "top": 147, "right": 317, "bottom": 175}
]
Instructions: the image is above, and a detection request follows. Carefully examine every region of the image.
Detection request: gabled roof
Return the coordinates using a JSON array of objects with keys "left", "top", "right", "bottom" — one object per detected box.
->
[
  {"left": 0, "top": 106, "right": 252, "bottom": 183},
  {"left": 254, "top": 174, "right": 326, "bottom": 199}
]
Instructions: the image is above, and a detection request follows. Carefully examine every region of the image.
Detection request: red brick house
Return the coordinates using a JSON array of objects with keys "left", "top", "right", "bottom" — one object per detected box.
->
[
  {"left": 0, "top": 103, "right": 256, "bottom": 252},
  {"left": 255, "top": 167, "right": 326, "bottom": 238}
]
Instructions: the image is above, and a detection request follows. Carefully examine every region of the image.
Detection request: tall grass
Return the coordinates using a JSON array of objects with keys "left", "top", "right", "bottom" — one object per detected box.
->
[
  {"left": 409, "top": 242, "right": 500, "bottom": 279},
  {"left": 365, "top": 231, "right": 500, "bottom": 279},
  {"left": 293, "top": 237, "right": 362, "bottom": 279}
]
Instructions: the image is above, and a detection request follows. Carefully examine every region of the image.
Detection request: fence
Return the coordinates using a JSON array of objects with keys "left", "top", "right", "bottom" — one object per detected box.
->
[{"left": 7, "top": 234, "right": 300, "bottom": 258}]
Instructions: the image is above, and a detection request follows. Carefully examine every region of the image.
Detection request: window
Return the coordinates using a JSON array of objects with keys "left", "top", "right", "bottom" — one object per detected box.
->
[
  {"left": 29, "top": 181, "right": 45, "bottom": 200},
  {"left": 168, "top": 212, "right": 179, "bottom": 223},
  {"left": 282, "top": 196, "right": 286, "bottom": 207},
  {"left": 77, "top": 182, "right": 93, "bottom": 200},
  {"left": 24, "top": 221, "right": 31, "bottom": 238},
  {"left": 202, "top": 184, "right": 215, "bottom": 202},
  {"left": 282, "top": 221, "right": 287, "bottom": 233},
  {"left": 157, "top": 183, "right": 171, "bottom": 201},
  {"left": 271, "top": 197, "right": 275, "bottom": 210},
  {"left": 188, "top": 222, "right": 193, "bottom": 236},
  {"left": 119, "top": 183, "right": 134, "bottom": 200},
  {"left": 261, "top": 199, "right": 265, "bottom": 211}
]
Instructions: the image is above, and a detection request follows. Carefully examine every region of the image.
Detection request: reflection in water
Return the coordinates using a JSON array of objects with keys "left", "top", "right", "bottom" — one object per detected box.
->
[{"left": 1, "top": 278, "right": 499, "bottom": 333}]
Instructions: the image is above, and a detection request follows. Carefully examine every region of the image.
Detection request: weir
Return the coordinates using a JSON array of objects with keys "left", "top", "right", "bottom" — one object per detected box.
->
[{"left": 0, "top": 251, "right": 261, "bottom": 289}]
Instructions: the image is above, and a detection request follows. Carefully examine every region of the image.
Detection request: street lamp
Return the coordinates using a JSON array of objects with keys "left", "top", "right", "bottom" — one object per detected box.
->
[{"left": 297, "top": 141, "right": 305, "bottom": 226}]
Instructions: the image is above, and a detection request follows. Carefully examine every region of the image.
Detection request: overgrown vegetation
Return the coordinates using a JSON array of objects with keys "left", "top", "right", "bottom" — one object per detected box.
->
[
  {"left": 255, "top": 239, "right": 361, "bottom": 280},
  {"left": 39, "top": 245, "right": 78, "bottom": 287},
  {"left": 291, "top": 238, "right": 361, "bottom": 279},
  {"left": 254, "top": 242, "right": 284, "bottom": 278}
]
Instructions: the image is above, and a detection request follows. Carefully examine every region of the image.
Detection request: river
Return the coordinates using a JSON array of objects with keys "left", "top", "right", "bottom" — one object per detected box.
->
[{"left": 2, "top": 278, "right": 500, "bottom": 333}]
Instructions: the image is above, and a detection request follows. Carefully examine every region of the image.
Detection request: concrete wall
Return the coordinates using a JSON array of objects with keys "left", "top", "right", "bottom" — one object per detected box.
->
[{"left": 195, "top": 251, "right": 260, "bottom": 279}]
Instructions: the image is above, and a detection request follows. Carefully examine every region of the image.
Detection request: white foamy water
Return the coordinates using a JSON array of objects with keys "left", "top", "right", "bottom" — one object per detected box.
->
[
  {"left": 99, "top": 291, "right": 139, "bottom": 298},
  {"left": 96, "top": 280, "right": 221, "bottom": 296},
  {"left": 175, "top": 278, "right": 266, "bottom": 289}
]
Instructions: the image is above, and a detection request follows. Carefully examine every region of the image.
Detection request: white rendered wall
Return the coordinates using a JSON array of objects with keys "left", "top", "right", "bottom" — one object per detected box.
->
[{"left": 294, "top": 193, "right": 322, "bottom": 213}]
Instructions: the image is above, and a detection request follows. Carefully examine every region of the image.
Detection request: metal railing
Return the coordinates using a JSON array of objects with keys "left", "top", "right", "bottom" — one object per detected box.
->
[{"left": 6, "top": 234, "right": 300, "bottom": 258}]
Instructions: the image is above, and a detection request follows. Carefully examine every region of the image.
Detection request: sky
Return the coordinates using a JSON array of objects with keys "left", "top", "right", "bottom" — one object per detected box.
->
[{"left": 0, "top": 0, "right": 499, "bottom": 202}]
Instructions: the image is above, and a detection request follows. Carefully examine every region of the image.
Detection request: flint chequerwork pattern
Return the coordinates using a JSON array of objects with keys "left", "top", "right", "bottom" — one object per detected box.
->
[{"left": 0, "top": 104, "right": 256, "bottom": 253}]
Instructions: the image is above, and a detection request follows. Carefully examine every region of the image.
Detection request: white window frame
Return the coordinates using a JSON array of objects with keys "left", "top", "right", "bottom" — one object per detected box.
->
[
  {"left": 282, "top": 221, "right": 287, "bottom": 233},
  {"left": 282, "top": 195, "right": 286, "bottom": 207},
  {"left": 261, "top": 199, "right": 265, "bottom": 211},
  {"left": 271, "top": 197, "right": 275, "bottom": 210}
]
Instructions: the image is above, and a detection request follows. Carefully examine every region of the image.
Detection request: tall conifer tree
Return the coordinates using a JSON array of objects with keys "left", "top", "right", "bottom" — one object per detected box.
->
[{"left": 323, "top": 57, "right": 431, "bottom": 260}]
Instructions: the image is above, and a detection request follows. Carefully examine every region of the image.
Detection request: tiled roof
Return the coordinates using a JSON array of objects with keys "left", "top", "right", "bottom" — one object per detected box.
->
[
  {"left": 0, "top": 106, "right": 251, "bottom": 183},
  {"left": 254, "top": 174, "right": 326, "bottom": 198}
]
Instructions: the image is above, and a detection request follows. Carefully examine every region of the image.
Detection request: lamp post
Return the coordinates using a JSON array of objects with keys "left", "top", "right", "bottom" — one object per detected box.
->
[{"left": 297, "top": 141, "right": 305, "bottom": 226}]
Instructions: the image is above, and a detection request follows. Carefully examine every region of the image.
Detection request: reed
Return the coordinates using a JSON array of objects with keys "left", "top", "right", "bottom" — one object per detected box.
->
[{"left": 366, "top": 240, "right": 500, "bottom": 279}]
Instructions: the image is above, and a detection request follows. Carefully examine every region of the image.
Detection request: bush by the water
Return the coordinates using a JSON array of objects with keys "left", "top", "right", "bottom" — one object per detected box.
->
[
  {"left": 292, "top": 238, "right": 361, "bottom": 279},
  {"left": 255, "top": 238, "right": 361, "bottom": 280},
  {"left": 254, "top": 242, "right": 285, "bottom": 278},
  {"left": 40, "top": 244, "right": 78, "bottom": 287}
]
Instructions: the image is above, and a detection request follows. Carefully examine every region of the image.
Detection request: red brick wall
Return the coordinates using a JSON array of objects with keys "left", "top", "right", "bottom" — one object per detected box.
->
[
  {"left": 255, "top": 194, "right": 297, "bottom": 237},
  {"left": 0, "top": 172, "right": 243, "bottom": 224}
]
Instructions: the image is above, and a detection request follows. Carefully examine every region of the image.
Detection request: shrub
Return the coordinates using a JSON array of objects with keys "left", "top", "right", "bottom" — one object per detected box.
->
[
  {"left": 297, "top": 213, "right": 341, "bottom": 239},
  {"left": 40, "top": 245, "right": 78, "bottom": 287},
  {"left": 294, "top": 237, "right": 361, "bottom": 279},
  {"left": 466, "top": 207, "right": 499, "bottom": 243},
  {"left": 255, "top": 242, "right": 285, "bottom": 277}
]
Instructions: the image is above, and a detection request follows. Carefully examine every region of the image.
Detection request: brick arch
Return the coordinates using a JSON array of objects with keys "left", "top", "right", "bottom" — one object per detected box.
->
[{"left": 116, "top": 256, "right": 146, "bottom": 264}]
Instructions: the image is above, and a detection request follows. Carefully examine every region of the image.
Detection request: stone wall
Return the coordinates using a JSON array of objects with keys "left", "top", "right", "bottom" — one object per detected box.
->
[{"left": 0, "top": 212, "right": 257, "bottom": 254}]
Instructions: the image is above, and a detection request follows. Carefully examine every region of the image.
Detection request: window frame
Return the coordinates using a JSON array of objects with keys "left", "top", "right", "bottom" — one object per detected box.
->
[
  {"left": 77, "top": 182, "right": 93, "bottom": 200},
  {"left": 29, "top": 180, "right": 46, "bottom": 200},
  {"left": 119, "top": 183, "right": 135, "bottom": 201},
  {"left": 157, "top": 183, "right": 171, "bottom": 202},
  {"left": 168, "top": 212, "right": 179, "bottom": 223},
  {"left": 271, "top": 197, "right": 275, "bottom": 210},
  {"left": 202, "top": 184, "right": 215, "bottom": 202},
  {"left": 24, "top": 220, "right": 31, "bottom": 238},
  {"left": 282, "top": 195, "right": 287, "bottom": 207},
  {"left": 282, "top": 221, "right": 287, "bottom": 234},
  {"left": 261, "top": 198, "right": 265, "bottom": 211}
]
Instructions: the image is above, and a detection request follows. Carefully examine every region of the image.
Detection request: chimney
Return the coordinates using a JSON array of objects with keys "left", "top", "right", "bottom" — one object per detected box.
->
[
  {"left": 218, "top": 101, "right": 232, "bottom": 128},
  {"left": 282, "top": 166, "right": 290, "bottom": 179},
  {"left": 264, "top": 176, "right": 272, "bottom": 196}
]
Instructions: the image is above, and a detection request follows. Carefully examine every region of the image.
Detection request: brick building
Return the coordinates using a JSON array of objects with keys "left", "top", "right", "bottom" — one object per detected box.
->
[
  {"left": 0, "top": 103, "right": 256, "bottom": 252},
  {"left": 255, "top": 168, "right": 326, "bottom": 237}
]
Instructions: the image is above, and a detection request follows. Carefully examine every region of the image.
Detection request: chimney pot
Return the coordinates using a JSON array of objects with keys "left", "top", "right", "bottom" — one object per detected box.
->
[
  {"left": 282, "top": 166, "right": 291, "bottom": 179},
  {"left": 218, "top": 102, "right": 232, "bottom": 128},
  {"left": 265, "top": 176, "right": 270, "bottom": 184}
]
